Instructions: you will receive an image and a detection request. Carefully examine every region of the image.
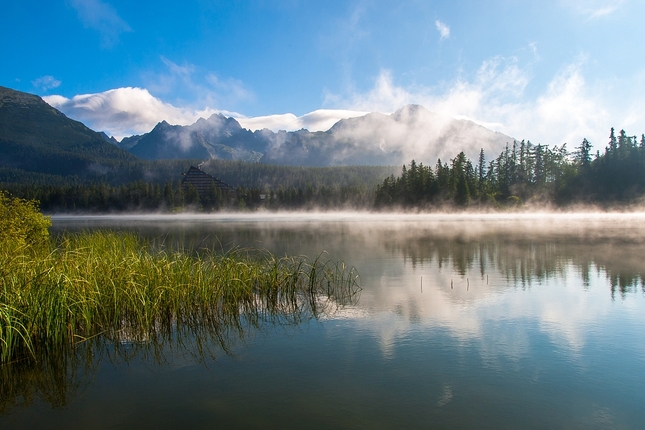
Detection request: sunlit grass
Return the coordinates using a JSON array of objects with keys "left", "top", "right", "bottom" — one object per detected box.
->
[{"left": 0, "top": 230, "right": 360, "bottom": 365}]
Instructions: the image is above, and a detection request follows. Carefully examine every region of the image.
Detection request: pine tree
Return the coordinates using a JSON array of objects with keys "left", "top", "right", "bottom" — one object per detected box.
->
[
  {"left": 607, "top": 127, "right": 617, "bottom": 155},
  {"left": 576, "top": 138, "right": 592, "bottom": 170},
  {"left": 533, "top": 144, "right": 546, "bottom": 186},
  {"left": 477, "top": 148, "right": 486, "bottom": 198}
]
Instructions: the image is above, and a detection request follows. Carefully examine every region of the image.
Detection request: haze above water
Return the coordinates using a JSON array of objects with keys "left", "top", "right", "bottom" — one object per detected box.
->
[{"left": 3, "top": 212, "right": 645, "bottom": 429}]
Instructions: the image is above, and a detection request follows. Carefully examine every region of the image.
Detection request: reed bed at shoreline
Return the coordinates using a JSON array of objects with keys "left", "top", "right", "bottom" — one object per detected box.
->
[{"left": 0, "top": 230, "right": 360, "bottom": 365}]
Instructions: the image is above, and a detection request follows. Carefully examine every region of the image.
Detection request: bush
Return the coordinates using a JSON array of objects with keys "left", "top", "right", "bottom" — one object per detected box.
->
[{"left": 0, "top": 191, "right": 51, "bottom": 247}]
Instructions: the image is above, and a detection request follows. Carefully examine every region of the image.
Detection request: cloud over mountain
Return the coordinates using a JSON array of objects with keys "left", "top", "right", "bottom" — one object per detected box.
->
[
  {"left": 119, "top": 105, "right": 513, "bottom": 167},
  {"left": 44, "top": 87, "right": 368, "bottom": 139},
  {"left": 325, "top": 54, "right": 623, "bottom": 149},
  {"left": 44, "top": 49, "right": 638, "bottom": 151},
  {"left": 236, "top": 109, "right": 368, "bottom": 133},
  {"left": 44, "top": 87, "right": 225, "bottom": 139}
]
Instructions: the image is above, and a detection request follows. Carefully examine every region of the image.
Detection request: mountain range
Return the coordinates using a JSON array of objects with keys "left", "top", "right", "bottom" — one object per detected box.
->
[
  {"left": 119, "top": 105, "right": 514, "bottom": 167},
  {"left": 1, "top": 85, "right": 514, "bottom": 186},
  {"left": 120, "top": 114, "right": 264, "bottom": 162}
]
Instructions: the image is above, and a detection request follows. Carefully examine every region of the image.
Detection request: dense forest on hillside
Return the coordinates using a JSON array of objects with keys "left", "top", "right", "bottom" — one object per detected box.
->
[{"left": 375, "top": 128, "right": 645, "bottom": 209}]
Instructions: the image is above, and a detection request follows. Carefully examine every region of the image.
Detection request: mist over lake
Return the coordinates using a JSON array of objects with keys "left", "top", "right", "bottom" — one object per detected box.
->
[{"left": 3, "top": 212, "right": 645, "bottom": 429}]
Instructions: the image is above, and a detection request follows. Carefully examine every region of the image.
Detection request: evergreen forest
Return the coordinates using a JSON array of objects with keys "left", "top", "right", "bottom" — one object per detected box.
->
[
  {"left": 1, "top": 160, "right": 397, "bottom": 212},
  {"left": 3, "top": 128, "right": 645, "bottom": 212},
  {"left": 375, "top": 128, "right": 645, "bottom": 209}
]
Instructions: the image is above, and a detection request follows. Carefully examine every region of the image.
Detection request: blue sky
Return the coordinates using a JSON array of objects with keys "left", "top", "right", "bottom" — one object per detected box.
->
[{"left": 2, "top": 0, "right": 644, "bottom": 148}]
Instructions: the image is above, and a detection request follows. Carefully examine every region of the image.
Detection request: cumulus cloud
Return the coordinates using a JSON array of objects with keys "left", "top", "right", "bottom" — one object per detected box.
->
[
  {"left": 43, "top": 87, "right": 229, "bottom": 140},
  {"left": 32, "top": 75, "right": 61, "bottom": 91},
  {"left": 68, "top": 0, "right": 131, "bottom": 47},
  {"left": 43, "top": 86, "right": 367, "bottom": 140},
  {"left": 435, "top": 20, "right": 450, "bottom": 40},
  {"left": 42, "top": 57, "right": 264, "bottom": 139},
  {"left": 324, "top": 53, "right": 634, "bottom": 152},
  {"left": 43, "top": 49, "right": 641, "bottom": 156}
]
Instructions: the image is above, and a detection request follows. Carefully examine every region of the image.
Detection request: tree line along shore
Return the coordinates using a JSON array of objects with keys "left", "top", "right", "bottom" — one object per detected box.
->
[{"left": 3, "top": 128, "right": 645, "bottom": 212}]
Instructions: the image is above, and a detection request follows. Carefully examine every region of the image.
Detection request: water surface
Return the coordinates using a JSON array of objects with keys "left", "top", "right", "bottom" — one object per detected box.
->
[{"left": 3, "top": 213, "right": 645, "bottom": 429}]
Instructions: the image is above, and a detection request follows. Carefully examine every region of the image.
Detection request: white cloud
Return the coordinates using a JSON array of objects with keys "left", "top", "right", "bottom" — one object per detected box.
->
[
  {"left": 206, "top": 74, "right": 254, "bottom": 106},
  {"left": 324, "top": 54, "right": 635, "bottom": 151},
  {"left": 42, "top": 50, "right": 643, "bottom": 155},
  {"left": 68, "top": 0, "right": 131, "bottom": 47},
  {"left": 146, "top": 57, "right": 255, "bottom": 109},
  {"left": 43, "top": 87, "right": 228, "bottom": 140},
  {"left": 32, "top": 75, "right": 61, "bottom": 91},
  {"left": 435, "top": 20, "right": 450, "bottom": 40},
  {"left": 329, "top": 70, "right": 413, "bottom": 114},
  {"left": 43, "top": 86, "right": 367, "bottom": 139},
  {"left": 41, "top": 56, "right": 366, "bottom": 139},
  {"left": 562, "top": 0, "right": 626, "bottom": 18},
  {"left": 237, "top": 109, "right": 368, "bottom": 132}
]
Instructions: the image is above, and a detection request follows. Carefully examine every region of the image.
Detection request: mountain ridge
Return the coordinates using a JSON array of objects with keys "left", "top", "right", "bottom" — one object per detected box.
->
[
  {"left": 121, "top": 104, "right": 514, "bottom": 166},
  {"left": 0, "top": 85, "right": 138, "bottom": 178},
  {"left": 0, "top": 84, "right": 515, "bottom": 173}
]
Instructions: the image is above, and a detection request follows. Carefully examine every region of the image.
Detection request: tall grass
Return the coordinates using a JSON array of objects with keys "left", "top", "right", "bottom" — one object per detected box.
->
[{"left": 0, "top": 230, "right": 360, "bottom": 366}]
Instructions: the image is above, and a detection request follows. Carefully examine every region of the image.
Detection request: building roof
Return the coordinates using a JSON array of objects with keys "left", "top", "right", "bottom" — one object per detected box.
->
[{"left": 181, "top": 165, "right": 234, "bottom": 196}]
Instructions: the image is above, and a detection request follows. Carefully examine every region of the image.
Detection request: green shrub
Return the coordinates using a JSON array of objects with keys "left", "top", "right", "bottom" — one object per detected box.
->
[{"left": 0, "top": 191, "right": 51, "bottom": 247}]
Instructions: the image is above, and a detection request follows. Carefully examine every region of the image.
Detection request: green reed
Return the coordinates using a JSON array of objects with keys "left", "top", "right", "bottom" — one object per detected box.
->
[{"left": 0, "top": 230, "right": 360, "bottom": 365}]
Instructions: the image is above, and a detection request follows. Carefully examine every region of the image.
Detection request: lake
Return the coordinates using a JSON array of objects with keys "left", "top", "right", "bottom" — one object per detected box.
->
[{"left": 2, "top": 212, "right": 645, "bottom": 429}]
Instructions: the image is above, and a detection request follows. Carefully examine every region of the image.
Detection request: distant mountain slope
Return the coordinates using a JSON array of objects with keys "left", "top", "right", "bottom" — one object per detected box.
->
[
  {"left": 123, "top": 105, "right": 513, "bottom": 166},
  {"left": 126, "top": 115, "right": 263, "bottom": 162},
  {"left": 0, "top": 86, "right": 138, "bottom": 178}
]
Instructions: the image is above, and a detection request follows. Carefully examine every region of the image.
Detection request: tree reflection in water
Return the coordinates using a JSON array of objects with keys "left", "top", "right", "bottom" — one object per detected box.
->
[{"left": 389, "top": 228, "right": 645, "bottom": 300}]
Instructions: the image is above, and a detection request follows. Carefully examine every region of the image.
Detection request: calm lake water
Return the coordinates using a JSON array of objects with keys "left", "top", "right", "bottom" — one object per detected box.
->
[{"left": 3, "top": 213, "right": 645, "bottom": 429}]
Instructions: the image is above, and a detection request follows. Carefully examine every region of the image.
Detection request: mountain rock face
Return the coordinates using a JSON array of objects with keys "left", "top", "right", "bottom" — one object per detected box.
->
[
  {"left": 123, "top": 105, "right": 513, "bottom": 166},
  {"left": 126, "top": 114, "right": 264, "bottom": 162},
  {"left": 98, "top": 131, "right": 119, "bottom": 145},
  {"left": 0, "top": 86, "right": 137, "bottom": 177}
]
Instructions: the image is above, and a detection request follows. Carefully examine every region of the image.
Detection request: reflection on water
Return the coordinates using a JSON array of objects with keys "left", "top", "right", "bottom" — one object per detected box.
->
[
  {"left": 0, "top": 230, "right": 360, "bottom": 414},
  {"left": 394, "top": 233, "right": 645, "bottom": 298},
  {"left": 1, "top": 293, "right": 359, "bottom": 414},
  {"left": 4, "top": 213, "right": 645, "bottom": 429},
  {"left": 51, "top": 213, "right": 645, "bottom": 298},
  {"left": 0, "top": 343, "right": 91, "bottom": 412},
  {"left": 0, "top": 314, "right": 275, "bottom": 413}
]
